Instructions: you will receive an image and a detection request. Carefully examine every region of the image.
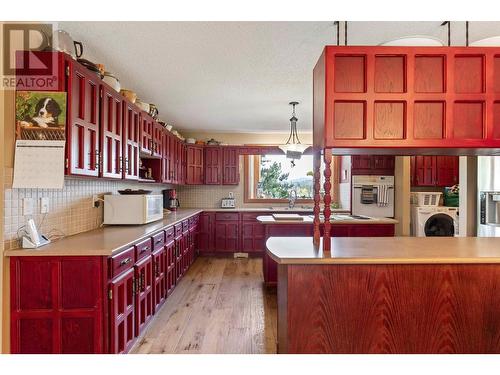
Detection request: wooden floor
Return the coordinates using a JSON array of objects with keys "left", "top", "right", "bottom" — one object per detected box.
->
[{"left": 131, "top": 257, "right": 278, "bottom": 354}]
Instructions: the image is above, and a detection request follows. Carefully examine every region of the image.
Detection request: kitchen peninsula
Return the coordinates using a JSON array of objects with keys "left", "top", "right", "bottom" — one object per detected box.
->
[
  {"left": 268, "top": 236, "right": 500, "bottom": 353},
  {"left": 257, "top": 214, "right": 398, "bottom": 286}
]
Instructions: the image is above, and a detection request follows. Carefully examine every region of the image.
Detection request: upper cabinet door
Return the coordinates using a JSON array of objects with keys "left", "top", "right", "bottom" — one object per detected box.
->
[
  {"left": 67, "top": 60, "right": 100, "bottom": 176},
  {"left": 139, "top": 113, "right": 154, "bottom": 155},
  {"left": 152, "top": 122, "right": 163, "bottom": 158},
  {"left": 413, "top": 156, "right": 436, "bottom": 186},
  {"left": 186, "top": 145, "right": 204, "bottom": 185},
  {"left": 436, "top": 156, "right": 459, "bottom": 186},
  {"left": 123, "top": 101, "right": 140, "bottom": 180},
  {"left": 100, "top": 85, "right": 123, "bottom": 179},
  {"left": 162, "top": 132, "right": 171, "bottom": 183},
  {"left": 222, "top": 147, "right": 240, "bottom": 185},
  {"left": 204, "top": 147, "right": 222, "bottom": 185}
]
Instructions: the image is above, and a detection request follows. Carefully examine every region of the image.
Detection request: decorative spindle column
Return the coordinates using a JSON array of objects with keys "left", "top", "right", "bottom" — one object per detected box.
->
[
  {"left": 323, "top": 148, "right": 332, "bottom": 253},
  {"left": 313, "top": 148, "right": 321, "bottom": 248}
]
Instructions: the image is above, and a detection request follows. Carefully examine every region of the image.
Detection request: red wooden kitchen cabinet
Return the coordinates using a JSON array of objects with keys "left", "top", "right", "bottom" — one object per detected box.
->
[
  {"left": 67, "top": 59, "right": 101, "bottom": 177},
  {"left": 240, "top": 213, "right": 266, "bottom": 253},
  {"left": 186, "top": 145, "right": 204, "bottom": 184},
  {"left": 411, "top": 156, "right": 459, "bottom": 187},
  {"left": 165, "top": 135, "right": 184, "bottom": 184},
  {"left": 174, "top": 235, "right": 184, "bottom": 282},
  {"left": 203, "top": 146, "right": 240, "bottom": 185},
  {"left": 162, "top": 131, "right": 172, "bottom": 183},
  {"left": 197, "top": 212, "right": 215, "bottom": 253},
  {"left": 109, "top": 267, "right": 135, "bottom": 354},
  {"left": 412, "top": 156, "right": 436, "bottom": 186},
  {"left": 134, "top": 256, "right": 153, "bottom": 337},
  {"left": 436, "top": 156, "right": 459, "bottom": 186},
  {"left": 152, "top": 246, "right": 167, "bottom": 311},
  {"left": 10, "top": 256, "right": 106, "bottom": 354},
  {"left": 170, "top": 135, "right": 179, "bottom": 183},
  {"left": 122, "top": 100, "right": 141, "bottom": 180},
  {"left": 214, "top": 213, "right": 240, "bottom": 252},
  {"left": 351, "top": 155, "right": 372, "bottom": 171},
  {"left": 314, "top": 46, "right": 500, "bottom": 153},
  {"left": 222, "top": 147, "right": 240, "bottom": 184},
  {"left": 351, "top": 155, "right": 395, "bottom": 175},
  {"left": 100, "top": 84, "right": 123, "bottom": 179},
  {"left": 204, "top": 146, "right": 223, "bottom": 184},
  {"left": 152, "top": 122, "right": 164, "bottom": 159},
  {"left": 179, "top": 142, "right": 187, "bottom": 184},
  {"left": 165, "top": 240, "right": 176, "bottom": 295},
  {"left": 139, "top": 112, "right": 154, "bottom": 155}
]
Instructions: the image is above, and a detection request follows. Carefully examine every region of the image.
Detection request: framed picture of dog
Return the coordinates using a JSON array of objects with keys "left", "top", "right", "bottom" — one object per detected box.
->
[{"left": 16, "top": 91, "right": 67, "bottom": 141}]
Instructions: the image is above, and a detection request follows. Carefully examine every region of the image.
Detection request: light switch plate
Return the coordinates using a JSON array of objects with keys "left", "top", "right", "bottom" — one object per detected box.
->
[
  {"left": 23, "top": 198, "right": 33, "bottom": 216},
  {"left": 40, "top": 197, "right": 49, "bottom": 214}
]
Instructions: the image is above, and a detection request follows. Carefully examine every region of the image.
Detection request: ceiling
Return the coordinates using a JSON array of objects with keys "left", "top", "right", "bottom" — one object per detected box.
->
[{"left": 60, "top": 21, "right": 500, "bottom": 134}]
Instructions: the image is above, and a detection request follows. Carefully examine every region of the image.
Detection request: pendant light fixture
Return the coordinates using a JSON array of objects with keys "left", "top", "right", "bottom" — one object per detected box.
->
[{"left": 279, "top": 101, "right": 309, "bottom": 160}]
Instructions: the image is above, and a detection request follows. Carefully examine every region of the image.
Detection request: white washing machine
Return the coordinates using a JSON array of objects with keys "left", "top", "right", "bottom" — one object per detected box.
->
[{"left": 411, "top": 206, "right": 459, "bottom": 237}]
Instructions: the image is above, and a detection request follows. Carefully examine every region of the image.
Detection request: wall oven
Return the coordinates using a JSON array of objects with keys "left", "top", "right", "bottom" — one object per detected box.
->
[{"left": 352, "top": 175, "right": 395, "bottom": 218}]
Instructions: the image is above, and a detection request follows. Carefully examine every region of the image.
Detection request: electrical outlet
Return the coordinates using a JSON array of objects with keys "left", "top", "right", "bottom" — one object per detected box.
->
[
  {"left": 23, "top": 198, "right": 33, "bottom": 216},
  {"left": 40, "top": 197, "right": 49, "bottom": 214}
]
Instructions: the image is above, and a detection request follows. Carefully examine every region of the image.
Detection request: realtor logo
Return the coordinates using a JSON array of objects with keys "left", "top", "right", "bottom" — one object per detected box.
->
[{"left": 2, "top": 23, "right": 56, "bottom": 89}]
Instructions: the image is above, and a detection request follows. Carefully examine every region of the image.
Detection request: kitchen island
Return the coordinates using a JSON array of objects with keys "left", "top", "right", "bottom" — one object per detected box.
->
[
  {"left": 267, "top": 236, "right": 500, "bottom": 354},
  {"left": 257, "top": 215, "right": 398, "bottom": 287}
]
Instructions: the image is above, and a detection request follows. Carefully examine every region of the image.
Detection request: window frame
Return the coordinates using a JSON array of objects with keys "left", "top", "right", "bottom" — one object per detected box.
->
[{"left": 243, "top": 154, "right": 315, "bottom": 204}]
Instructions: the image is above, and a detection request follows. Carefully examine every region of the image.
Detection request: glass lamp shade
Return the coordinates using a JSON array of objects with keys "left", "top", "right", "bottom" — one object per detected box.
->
[{"left": 278, "top": 143, "right": 310, "bottom": 159}]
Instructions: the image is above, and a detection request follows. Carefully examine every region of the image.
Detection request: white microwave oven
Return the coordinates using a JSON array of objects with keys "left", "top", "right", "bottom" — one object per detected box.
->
[{"left": 104, "top": 194, "right": 164, "bottom": 225}]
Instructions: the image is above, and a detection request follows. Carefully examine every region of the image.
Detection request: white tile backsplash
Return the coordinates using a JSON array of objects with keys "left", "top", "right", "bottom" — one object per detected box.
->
[{"left": 3, "top": 167, "right": 171, "bottom": 250}]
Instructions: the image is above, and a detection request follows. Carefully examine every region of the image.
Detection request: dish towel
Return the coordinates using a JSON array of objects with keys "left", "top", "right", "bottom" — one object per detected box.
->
[{"left": 377, "top": 184, "right": 390, "bottom": 207}]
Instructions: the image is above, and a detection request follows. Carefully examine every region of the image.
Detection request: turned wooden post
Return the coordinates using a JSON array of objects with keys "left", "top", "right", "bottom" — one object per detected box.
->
[
  {"left": 313, "top": 148, "right": 321, "bottom": 247},
  {"left": 323, "top": 148, "right": 332, "bottom": 253}
]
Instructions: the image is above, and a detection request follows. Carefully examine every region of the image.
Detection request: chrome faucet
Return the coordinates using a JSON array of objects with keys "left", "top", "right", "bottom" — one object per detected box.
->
[{"left": 288, "top": 189, "right": 298, "bottom": 209}]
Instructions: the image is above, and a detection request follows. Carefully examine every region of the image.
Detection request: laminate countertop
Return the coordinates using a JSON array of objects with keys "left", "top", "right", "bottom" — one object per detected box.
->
[
  {"left": 256, "top": 215, "right": 399, "bottom": 225},
  {"left": 4, "top": 209, "right": 203, "bottom": 257},
  {"left": 266, "top": 236, "right": 500, "bottom": 264},
  {"left": 199, "top": 207, "right": 350, "bottom": 213}
]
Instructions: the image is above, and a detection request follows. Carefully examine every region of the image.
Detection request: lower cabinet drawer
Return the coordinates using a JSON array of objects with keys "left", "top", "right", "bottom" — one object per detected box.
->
[
  {"left": 152, "top": 231, "right": 165, "bottom": 251},
  {"left": 175, "top": 223, "right": 183, "bottom": 237},
  {"left": 216, "top": 212, "right": 240, "bottom": 221},
  {"left": 135, "top": 238, "right": 152, "bottom": 261},
  {"left": 109, "top": 246, "right": 135, "bottom": 279},
  {"left": 165, "top": 226, "right": 175, "bottom": 243},
  {"left": 241, "top": 212, "right": 263, "bottom": 221},
  {"left": 182, "top": 219, "right": 189, "bottom": 232}
]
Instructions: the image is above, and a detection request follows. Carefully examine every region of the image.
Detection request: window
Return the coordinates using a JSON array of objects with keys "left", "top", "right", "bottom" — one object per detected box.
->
[{"left": 245, "top": 154, "right": 324, "bottom": 202}]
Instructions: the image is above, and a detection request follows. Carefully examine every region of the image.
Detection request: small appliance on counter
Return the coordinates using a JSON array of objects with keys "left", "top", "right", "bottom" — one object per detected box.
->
[
  {"left": 104, "top": 194, "right": 163, "bottom": 225},
  {"left": 221, "top": 192, "right": 236, "bottom": 209},
  {"left": 163, "top": 189, "right": 180, "bottom": 211}
]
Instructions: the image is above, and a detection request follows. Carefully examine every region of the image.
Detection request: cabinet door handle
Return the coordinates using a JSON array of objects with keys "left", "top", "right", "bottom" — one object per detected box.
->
[
  {"left": 120, "top": 257, "right": 132, "bottom": 266},
  {"left": 132, "top": 277, "right": 136, "bottom": 295},
  {"left": 141, "top": 273, "right": 145, "bottom": 291}
]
